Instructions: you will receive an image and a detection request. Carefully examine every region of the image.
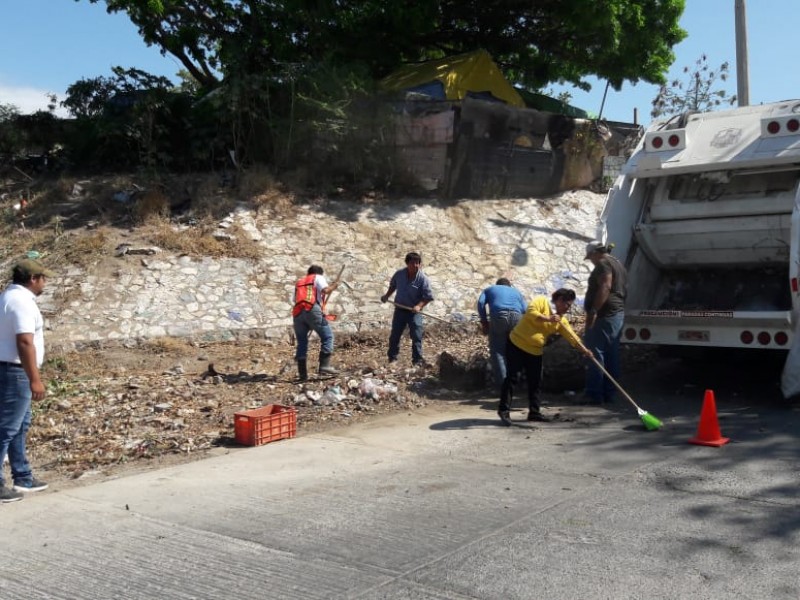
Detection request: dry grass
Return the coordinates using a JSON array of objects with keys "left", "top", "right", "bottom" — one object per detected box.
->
[
  {"left": 142, "top": 336, "right": 195, "bottom": 355},
  {"left": 238, "top": 166, "right": 296, "bottom": 216},
  {"left": 133, "top": 189, "right": 170, "bottom": 223},
  {"left": 169, "top": 172, "right": 238, "bottom": 218},
  {"left": 140, "top": 215, "right": 262, "bottom": 260},
  {"left": 51, "top": 230, "right": 112, "bottom": 267},
  {"left": 0, "top": 170, "right": 295, "bottom": 271},
  {"left": 222, "top": 223, "right": 263, "bottom": 260},
  {"left": 0, "top": 227, "right": 52, "bottom": 263}
]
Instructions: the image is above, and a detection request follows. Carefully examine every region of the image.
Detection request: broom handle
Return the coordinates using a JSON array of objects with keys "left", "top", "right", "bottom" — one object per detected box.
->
[
  {"left": 578, "top": 342, "right": 644, "bottom": 412},
  {"left": 388, "top": 300, "right": 450, "bottom": 324}
]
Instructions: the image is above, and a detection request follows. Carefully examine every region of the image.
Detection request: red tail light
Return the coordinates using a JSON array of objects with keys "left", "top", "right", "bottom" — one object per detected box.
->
[
  {"left": 792, "top": 277, "right": 798, "bottom": 292},
  {"left": 762, "top": 117, "right": 800, "bottom": 137},
  {"left": 775, "top": 332, "right": 789, "bottom": 346},
  {"left": 624, "top": 328, "right": 636, "bottom": 340},
  {"left": 646, "top": 129, "right": 686, "bottom": 151},
  {"left": 741, "top": 331, "right": 754, "bottom": 344},
  {"left": 757, "top": 331, "right": 772, "bottom": 345},
  {"left": 639, "top": 328, "right": 651, "bottom": 341}
]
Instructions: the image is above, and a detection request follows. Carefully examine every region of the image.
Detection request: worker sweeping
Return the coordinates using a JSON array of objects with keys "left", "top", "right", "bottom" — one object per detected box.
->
[
  {"left": 498, "top": 288, "right": 592, "bottom": 425},
  {"left": 292, "top": 265, "right": 339, "bottom": 381}
]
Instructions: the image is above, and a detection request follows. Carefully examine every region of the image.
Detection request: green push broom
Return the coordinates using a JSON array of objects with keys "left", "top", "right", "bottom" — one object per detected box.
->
[{"left": 579, "top": 343, "right": 663, "bottom": 431}]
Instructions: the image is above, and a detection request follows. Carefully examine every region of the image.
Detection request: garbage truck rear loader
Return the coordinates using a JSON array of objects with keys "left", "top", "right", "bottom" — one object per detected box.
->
[{"left": 597, "top": 100, "right": 800, "bottom": 396}]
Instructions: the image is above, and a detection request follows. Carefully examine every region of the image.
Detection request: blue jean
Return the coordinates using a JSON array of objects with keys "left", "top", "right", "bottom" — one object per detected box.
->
[
  {"left": 0, "top": 363, "right": 33, "bottom": 487},
  {"left": 583, "top": 312, "right": 624, "bottom": 402},
  {"left": 388, "top": 309, "right": 424, "bottom": 362},
  {"left": 488, "top": 310, "right": 521, "bottom": 389},
  {"left": 293, "top": 304, "right": 334, "bottom": 360}
]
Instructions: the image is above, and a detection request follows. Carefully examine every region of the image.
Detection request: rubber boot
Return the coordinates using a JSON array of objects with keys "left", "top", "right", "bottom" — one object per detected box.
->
[
  {"left": 318, "top": 352, "right": 338, "bottom": 375},
  {"left": 297, "top": 359, "right": 308, "bottom": 382}
]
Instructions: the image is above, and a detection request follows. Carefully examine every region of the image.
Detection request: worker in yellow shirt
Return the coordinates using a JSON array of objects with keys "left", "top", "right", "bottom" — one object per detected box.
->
[{"left": 499, "top": 288, "right": 592, "bottom": 425}]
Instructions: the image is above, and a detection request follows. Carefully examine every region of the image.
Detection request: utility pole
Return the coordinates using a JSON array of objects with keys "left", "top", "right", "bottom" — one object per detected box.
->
[{"left": 735, "top": 0, "right": 750, "bottom": 106}]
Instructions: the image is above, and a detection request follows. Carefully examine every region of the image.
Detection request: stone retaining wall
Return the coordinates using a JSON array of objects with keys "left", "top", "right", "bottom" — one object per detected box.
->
[{"left": 39, "top": 191, "right": 605, "bottom": 351}]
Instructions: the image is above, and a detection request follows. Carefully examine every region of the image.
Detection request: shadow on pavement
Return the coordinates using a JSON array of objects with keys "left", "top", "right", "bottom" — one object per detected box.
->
[{"left": 429, "top": 418, "right": 503, "bottom": 430}]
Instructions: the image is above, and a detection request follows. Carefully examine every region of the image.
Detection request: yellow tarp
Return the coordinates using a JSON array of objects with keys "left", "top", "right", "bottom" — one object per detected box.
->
[{"left": 380, "top": 49, "right": 525, "bottom": 108}]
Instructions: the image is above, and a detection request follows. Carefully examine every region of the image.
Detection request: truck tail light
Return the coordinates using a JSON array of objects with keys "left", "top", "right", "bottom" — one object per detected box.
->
[
  {"left": 639, "top": 328, "right": 651, "bottom": 340},
  {"left": 762, "top": 117, "right": 800, "bottom": 137},
  {"left": 775, "top": 332, "right": 789, "bottom": 346},
  {"left": 741, "top": 331, "right": 754, "bottom": 344},
  {"left": 624, "top": 328, "right": 637, "bottom": 340},
  {"left": 757, "top": 331, "right": 772, "bottom": 345},
  {"left": 792, "top": 277, "right": 798, "bottom": 293},
  {"left": 645, "top": 129, "right": 686, "bottom": 152}
]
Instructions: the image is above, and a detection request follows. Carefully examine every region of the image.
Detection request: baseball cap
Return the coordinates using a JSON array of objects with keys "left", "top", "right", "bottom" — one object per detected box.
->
[
  {"left": 13, "top": 259, "right": 56, "bottom": 279},
  {"left": 584, "top": 240, "right": 606, "bottom": 259}
]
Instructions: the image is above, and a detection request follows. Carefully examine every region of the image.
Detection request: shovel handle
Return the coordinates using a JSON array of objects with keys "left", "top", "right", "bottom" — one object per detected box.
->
[
  {"left": 578, "top": 342, "right": 643, "bottom": 412},
  {"left": 387, "top": 300, "right": 450, "bottom": 324},
  {"left": 321, "top": 265, "right": 346, "bottom": 312},
  {"left": 332, "top": 264, "right": 346, "bottom": 285}
]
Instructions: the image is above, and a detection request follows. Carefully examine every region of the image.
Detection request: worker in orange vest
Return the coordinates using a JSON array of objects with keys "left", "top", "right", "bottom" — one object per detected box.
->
[{"left": 292, "top": 265, "right": 339, "bottom": 381}]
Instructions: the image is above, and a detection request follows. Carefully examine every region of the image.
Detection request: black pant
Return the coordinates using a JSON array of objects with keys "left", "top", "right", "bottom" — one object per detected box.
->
[{"left": 499, "top": 340, "right": 543, "bottom": 414}]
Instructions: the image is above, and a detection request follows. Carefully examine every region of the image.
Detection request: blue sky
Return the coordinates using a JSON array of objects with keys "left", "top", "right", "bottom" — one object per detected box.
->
[{"left": 2, "top": 1, "right": 799, "bottom": 123}]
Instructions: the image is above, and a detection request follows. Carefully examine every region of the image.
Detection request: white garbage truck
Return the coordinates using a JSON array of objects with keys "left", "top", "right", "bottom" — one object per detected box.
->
[{"left": 597, "top": 100, "right": 800, "bottom": 395}]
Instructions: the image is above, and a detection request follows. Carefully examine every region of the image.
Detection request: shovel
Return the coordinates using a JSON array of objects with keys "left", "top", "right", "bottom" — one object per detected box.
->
[{"left": 578, "top": 342, "right": 663, "bottom": 431}]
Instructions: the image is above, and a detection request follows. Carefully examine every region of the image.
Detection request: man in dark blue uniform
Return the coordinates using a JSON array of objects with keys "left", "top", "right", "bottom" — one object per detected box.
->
[{"left": 380, "top": 252, "right": 434, "bottom": 365}]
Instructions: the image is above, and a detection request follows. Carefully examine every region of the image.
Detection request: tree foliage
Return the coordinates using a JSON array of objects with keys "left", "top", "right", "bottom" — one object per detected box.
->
[
  {"left": 60, "top": 67, "right": 192, "bottom": 170},
  {"left": 651, "top": 54, "right": 737, "bottom": 118},
  {"left": 62, "top": 67, "right": 173, "bottom": 119},
  {"left": 0, "top": 102, "right": 19, "bottom": 123},
  {"left": 81, "top": 0, "right": 686, "bottom": 93},
  {"left": 62, "top": 1, "right": 687, "bottom": 179}
]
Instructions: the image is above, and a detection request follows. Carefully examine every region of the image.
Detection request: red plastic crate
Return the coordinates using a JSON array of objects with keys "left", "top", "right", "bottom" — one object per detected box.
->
[{"left": 234, "top": 404, "right": 297, "bottom": 446}]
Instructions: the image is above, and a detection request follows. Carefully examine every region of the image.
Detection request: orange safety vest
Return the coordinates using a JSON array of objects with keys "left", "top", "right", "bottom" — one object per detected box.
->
[{"left": 292, "top": 274, "right": 319, "bottom": 317}]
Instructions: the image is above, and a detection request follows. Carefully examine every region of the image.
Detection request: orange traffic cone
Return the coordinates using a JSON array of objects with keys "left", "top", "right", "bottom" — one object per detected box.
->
[{"left": 689, "top": 389, "right": 730, "bottom": 447}]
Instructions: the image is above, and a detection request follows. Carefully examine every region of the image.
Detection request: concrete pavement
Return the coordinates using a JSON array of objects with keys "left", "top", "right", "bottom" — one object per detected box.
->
[{"left": 1, "top": 395, "right": 799, "bottom": 599}]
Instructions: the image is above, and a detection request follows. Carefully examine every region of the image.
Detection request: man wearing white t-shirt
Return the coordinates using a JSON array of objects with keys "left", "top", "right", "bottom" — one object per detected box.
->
[
  {"left": 292, "top": 265, "right": 339, "bottom": 380},
  {"left": 0, "top": 259, "right": 54, "bottom": 502}
]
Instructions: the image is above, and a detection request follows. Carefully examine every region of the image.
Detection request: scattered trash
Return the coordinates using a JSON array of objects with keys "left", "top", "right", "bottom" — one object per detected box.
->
[{"left": 357, "top": 377, "right": 398, "bottom": 400}]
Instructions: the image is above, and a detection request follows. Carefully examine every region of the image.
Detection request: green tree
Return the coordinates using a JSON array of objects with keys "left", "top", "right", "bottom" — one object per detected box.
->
[
  {"left": 651, "top": 54, "right": 737, "bottom": 118},
  {"left": 62, "top": 66, "right": 174, "bottom": 119},
  {"left": 80, "top": 0, "right": 686, "bottom": 93},
  {"left": 175, "top": 69, "right": 202, "bottom": 95},
  {"left": 0, "top": 103, "right": 22, "bottom": 156},
  {"left": 61, "top": 66, "right": 185, "bottom": 170},
  {"left": 0, "top": 102, "right": 19, "bottom": 123}
]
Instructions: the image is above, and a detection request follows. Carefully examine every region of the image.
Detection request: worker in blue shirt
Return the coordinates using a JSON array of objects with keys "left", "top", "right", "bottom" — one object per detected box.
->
[
  {"left": 381, "top": 251, "right": 434, "bottom": 366},
  {"left": 477, "top": 278, "right": 527, "bottom": 389}
]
